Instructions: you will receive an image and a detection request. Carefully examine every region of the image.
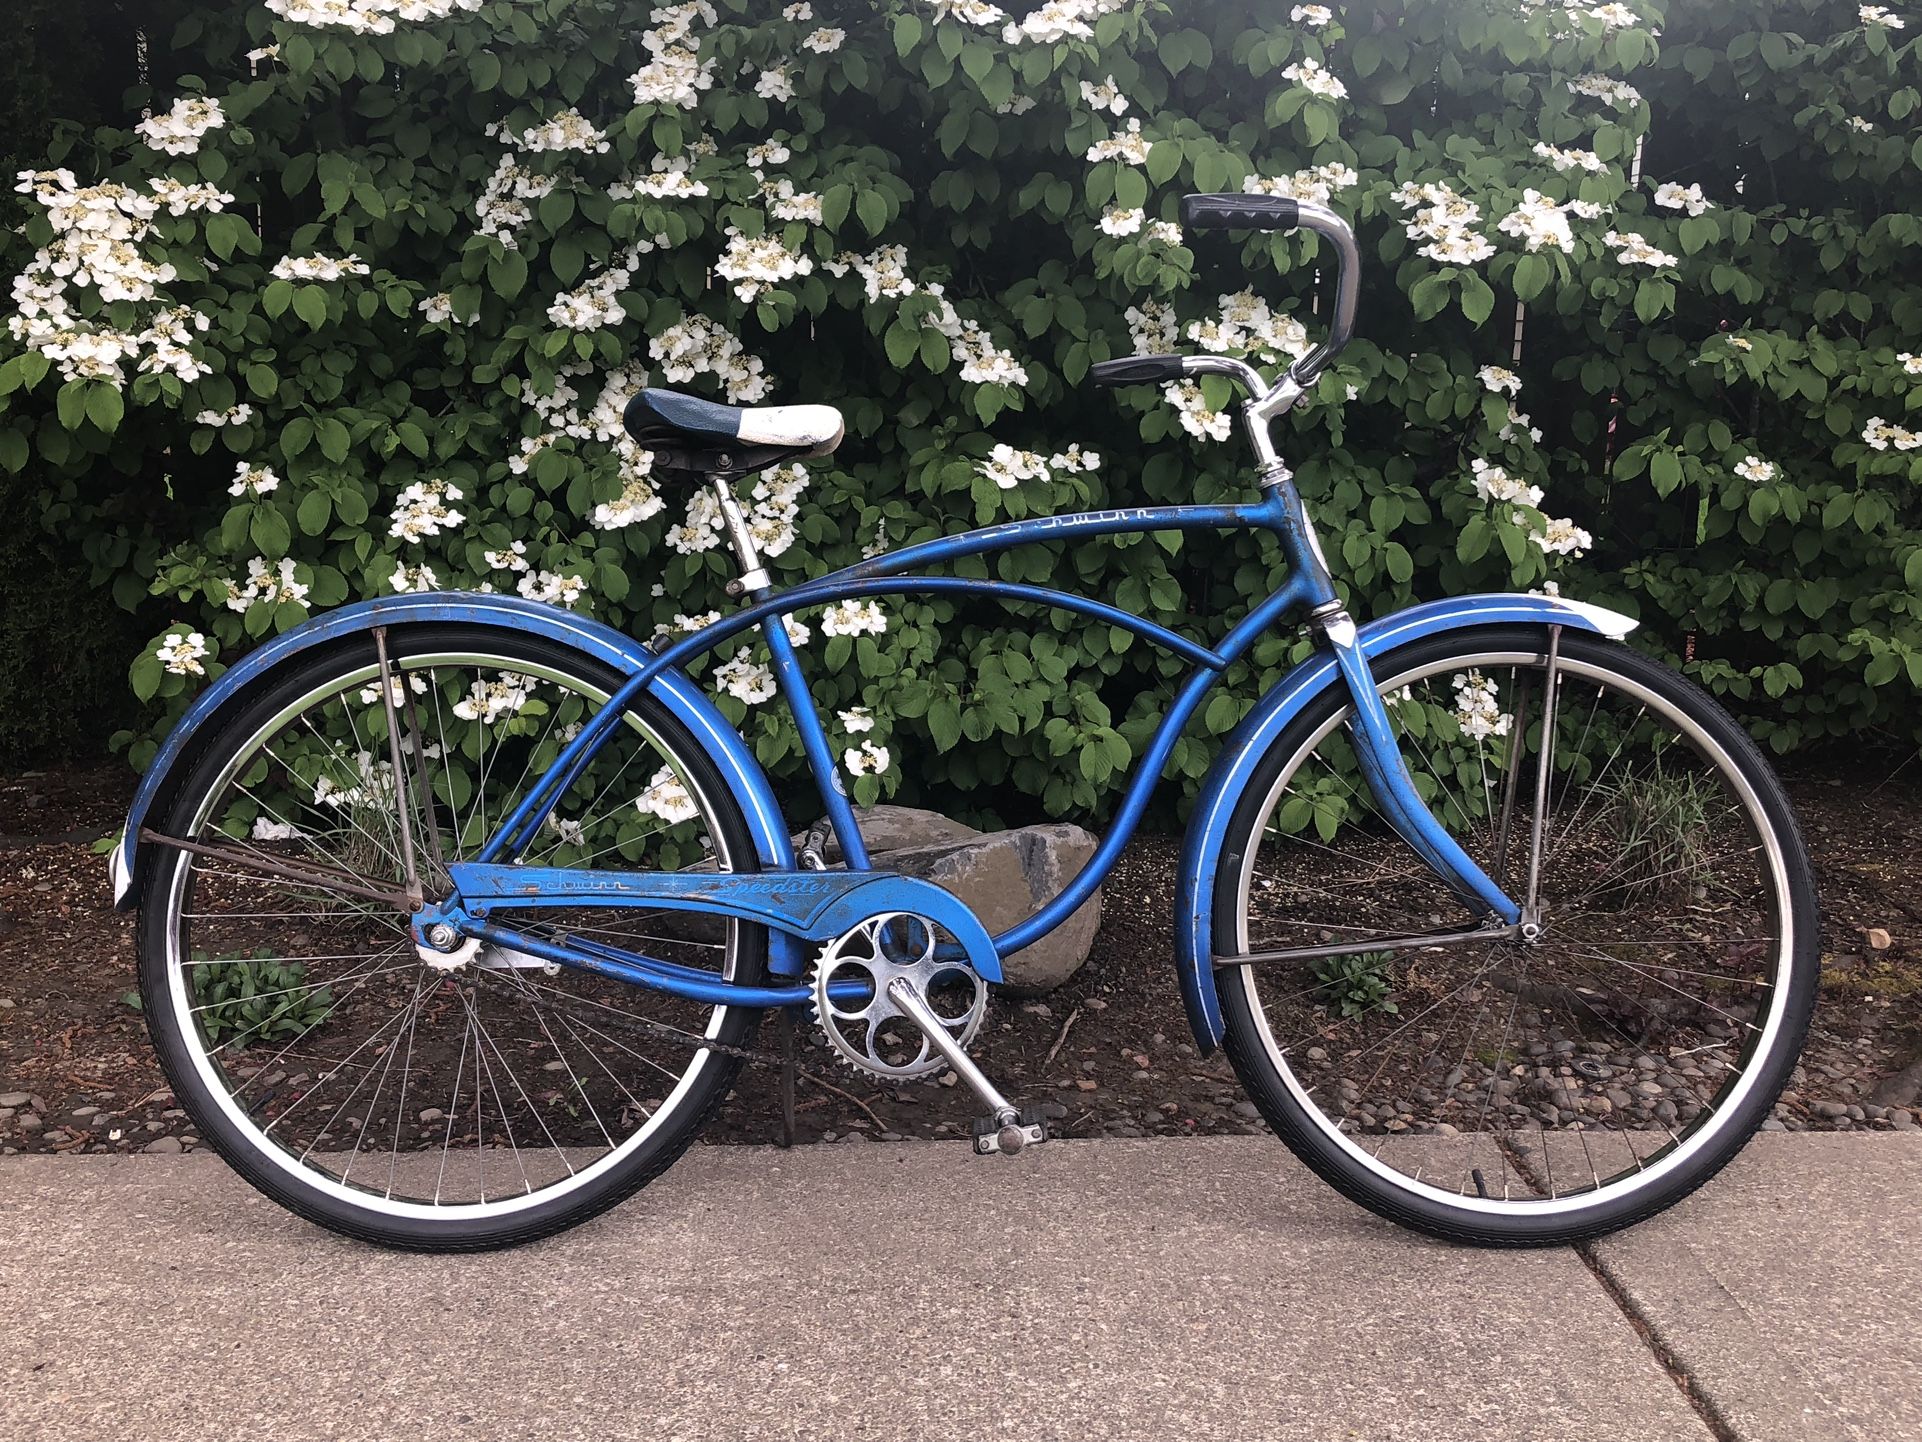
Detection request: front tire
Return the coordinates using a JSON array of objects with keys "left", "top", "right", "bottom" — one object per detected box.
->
[{"left": 1213, "top": 625, "right": 1818, "bottom": 1245}]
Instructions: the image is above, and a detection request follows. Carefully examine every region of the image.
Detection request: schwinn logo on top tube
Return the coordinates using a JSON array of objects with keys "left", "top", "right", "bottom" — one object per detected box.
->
[{"left": 1020, "top": 508, "right": 1176, "bottom": 532}]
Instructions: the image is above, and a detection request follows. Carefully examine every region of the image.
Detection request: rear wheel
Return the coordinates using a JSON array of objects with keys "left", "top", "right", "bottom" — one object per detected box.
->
[
  {"left": 1214, "top": 626, "right": 1817, "bottom": 1245},
  {"left": 136, "top": 625, "right": 767, "bottom": 1250}
]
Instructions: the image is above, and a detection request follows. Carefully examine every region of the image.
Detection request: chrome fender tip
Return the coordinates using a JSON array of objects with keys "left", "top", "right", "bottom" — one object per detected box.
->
[
  {"left": 108, "top": 835, "right": 132, "bottom": 907},
  {"left": 1548, "top": 597, "right": 1637, "bottom": 639}
]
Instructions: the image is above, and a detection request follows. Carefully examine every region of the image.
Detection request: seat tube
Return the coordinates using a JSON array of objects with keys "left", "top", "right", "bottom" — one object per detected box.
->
[{"left": 761, "top": 614, "right": 872, "bottom": 871}]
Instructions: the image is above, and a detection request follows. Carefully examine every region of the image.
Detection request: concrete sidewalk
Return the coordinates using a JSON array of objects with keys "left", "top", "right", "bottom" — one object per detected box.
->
[{"left": 0, "top": 1135, "right": 1912, "bottom": 1441}]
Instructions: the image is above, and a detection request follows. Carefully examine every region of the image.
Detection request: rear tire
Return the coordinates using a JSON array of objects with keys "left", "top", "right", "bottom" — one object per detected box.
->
[{"left": 137, "top": 624, "right": 769, "bottom": 1251}]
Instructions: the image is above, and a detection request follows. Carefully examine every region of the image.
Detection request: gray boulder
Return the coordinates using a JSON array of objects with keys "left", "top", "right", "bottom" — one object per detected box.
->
[
  {"left": 788, "top": 805, "right": 981, "bottom": 862},
  {"left": 874, "top": 823, "right": 1100, "bottom": 995}
]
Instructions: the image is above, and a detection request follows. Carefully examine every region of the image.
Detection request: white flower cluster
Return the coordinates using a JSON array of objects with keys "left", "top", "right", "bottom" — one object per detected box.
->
[
  {"left": 1477, "top": 365, "right": 1521, "bottom": 396},
  {"left": 1080, "top": 77, "right": 1128, "bottom": 115},
  {"left": 548, "top": 251, "right": 644, "bottom": 331},
  {"left": 149, "top": 179, "right": 235, "bottom": 216},
  {"left": 611, "top": 156, "right": 710, "bottom": 200},
  {"left": 1897, "top": 352, "right": 1922, "bottom": 375},
  {"left": 631, "top": 1, "right": 720, "bottom": 108},
  {"left": 804, "top": 26, "right": 846, "bottom": 52},
  {"left": 715, "top": 227, "right": 814, "bottom": 303},
  {"left": 1393, "top": 180, "right": 1496, "bottom": 264},
  {"left": 1496, "top": 189, "right": 1604, "bottom": 254},
  {"left": 649, "top": 314, "right": 772, "bottom": 402},
  {"left": 977, "top": 442, "right": 1101, "bottom": 490},
  {"left": 1187, "top": 289, "right": 1313, "bottom": 366},
  {"left": 1534, "top": 517, "right": 1593, "bottom": 556},
  {"left": 1086, "top": 118, "right": 1153, "bottom": 166},
  {"left": 715, "top": 652, "right": 778, "bottom": 704},
  {"left": 636, "top": 764, "right": 699, "bottom": 824},
  {"left": 590, "top": 470, "right": 667, "bottom": 531},
  {"left": 747, "top": 462, "right": 810, "bottom": 556},
  {"left": 1733, "top": 455, "right": 1776, "bottom": 482},
  {"left": 265, "top": 0, "right": 483, "bottom": 33},
  {"left": 1243, "top": 162, "right": 1359, "bottom": 207},
  {"left": 1586, "top": 4, "right": 1643, "bottom": 30},
  {"left": 1280, "top": 56, "right": 1348, "bottom": 100},
  {"left": 136, "top": 97, "right": 226, "bottom": 157},
  {"left": 1603, "top": 229, "right": 1680, "bottom": 268},
  {"left": 1653, "top": 181, "right": 1711, "bottom": 216},
  {"left": 155, "top": 631, "right": 209, "bottom": 676},
  {"left": 197, "top": 403, "right": 254, "bottom": 428},
  {"left": 502, "top": 110, "right": 608, "bottom": 155},
  {"left": 821, "top": 600, "right": 888, "bottom": 637},
  {"left": 518, "top": 570, "right": 588, "bottom": 605},
  {"left": 312, "top": 750, "right": 393, "bottom": 809},
  {"left": 7, "top": 170, "right": 214, "bottom": 386},
  {"left": 1291, "top": 4, "right": 1333, "bottom": 24},
  {"left": 1860, "top": 5, "right": 1904, "bottom": 28},
  {"left": 1125, "top": 299, "right": 1179, "bottom": 353},
  {"left": 475, "top": 155, "right": 558, "bottom": 249},
  {"left": 417, "top": 291, "right": 476, "bottom": 326},
  {"left": 923, "top": 0, "right": 1006, "bottom": 26},
  {"left": 1469, "top": 458, "right": 1544, "bottom": 507},
  {"left": 839, "top": 707, "right": 875, "bottom": 733},
  {"left": 762, "top": 177, "right": 824, "bottom": 224},
  {"left": 1452, "top": 671, "right": 1511, "bottom": 740},
  {"left": 1163, "top": 380, "right": 1234, "bottom": 442},
  {"left": 270, "top": 254, "right": 370, "bottom": 282},
  {"left": 389, "top": 479, "right": 465, "bottom": 542},
  {"left": 1862, "top": 417, "right": 1922, "bottom": 451},
  {"left": 389, "top": 562, "right": 439, "bottom": 592},
  {"left": 1847, "top": 116, "right": 1876, "bottom": 133},
  {"left": 223, "top": 557, "right": 311, "bottom": 613},
  {"left": 999, "top": 0, "right": 1126, "bottom": 44},
  {"left": 1566, "top": 75, "right": 1643, "bottom": 109},
  {"left": 229, "top": 462, "right": 281, "bottom": 497},
  {"left": 844, "top": 741, "right": 892, "bottom": 776},
  {"left": 756, "top": 67, "right": 796, "bottom": 102},
  {"left": 452, "top": 673, "right": 532, "bottom": 723},
  {"left": 1532, "top": 142, "right": 1608, "bottom": 174}
]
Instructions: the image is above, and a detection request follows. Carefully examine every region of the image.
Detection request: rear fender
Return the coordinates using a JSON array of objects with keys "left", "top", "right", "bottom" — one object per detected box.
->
[
  {"left": 109, "top": 595, "right": 799, "bottom": 965},
  {"left": 1170, "top": 593, "right": 1636, "bottom": 1053}
]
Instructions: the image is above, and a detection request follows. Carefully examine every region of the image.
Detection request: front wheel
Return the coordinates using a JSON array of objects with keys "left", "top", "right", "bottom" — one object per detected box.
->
[{"left": 1214, "top": 625, "right": 1817, "bottom": 1246}]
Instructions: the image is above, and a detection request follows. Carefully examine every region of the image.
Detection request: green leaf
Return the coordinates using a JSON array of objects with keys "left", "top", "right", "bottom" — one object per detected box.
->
[
  {"left": 293, "top": 285, "right": 330, "bottom": 329},
  {"left": 297, "top": 489, "right": 332, "bottom": 536},
  {"left": 855, "top": 189, "right": 888, "bottom": 237},
  {"left": 56, "top": 380, "right": 88, "bottom": 430},
  {"left": 85, "top": 384, "right": 125, "bottom": 433},
  {"left": 488, "top": 248, "right": 529, "bottom": 299}
]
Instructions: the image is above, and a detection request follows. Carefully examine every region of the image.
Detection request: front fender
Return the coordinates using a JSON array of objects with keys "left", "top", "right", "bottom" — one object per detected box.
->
[
  {"left": 109, "top": 594, "right": 797, "bottom": 922},
  {"left": 1171, "top": 592, "right": 1636, "bottom": 1053}
]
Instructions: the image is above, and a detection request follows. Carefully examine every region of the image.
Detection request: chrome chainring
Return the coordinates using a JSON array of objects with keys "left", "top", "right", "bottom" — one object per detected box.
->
[{"left": 809, "top": 911, "right": 988, "bottom": 1079}]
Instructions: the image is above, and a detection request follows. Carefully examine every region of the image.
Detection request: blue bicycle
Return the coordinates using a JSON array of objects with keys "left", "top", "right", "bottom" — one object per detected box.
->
[{"left": 111, "top": 196, "right": 1817, "bottom": 1250}]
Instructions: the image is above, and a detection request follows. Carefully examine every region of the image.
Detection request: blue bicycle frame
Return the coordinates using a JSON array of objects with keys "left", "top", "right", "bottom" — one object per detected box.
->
[{"left": 112, "top": 200, "right": 1639, "bottom": 1052}]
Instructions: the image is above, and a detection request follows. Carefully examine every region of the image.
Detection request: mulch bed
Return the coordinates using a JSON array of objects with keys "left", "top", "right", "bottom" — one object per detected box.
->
[{"left": 1, "top": 761, "right": 1917, "bottom": 1157}]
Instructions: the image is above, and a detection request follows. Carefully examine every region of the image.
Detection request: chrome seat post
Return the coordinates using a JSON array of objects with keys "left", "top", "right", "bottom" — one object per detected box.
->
[{"left": 709, "top": 473, "right": 771, "bottom": 599}]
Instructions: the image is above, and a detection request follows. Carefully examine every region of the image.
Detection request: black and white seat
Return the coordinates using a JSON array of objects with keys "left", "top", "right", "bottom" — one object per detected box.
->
[{"left": 623, "top": 387, "right": 844, "bottom": 475}]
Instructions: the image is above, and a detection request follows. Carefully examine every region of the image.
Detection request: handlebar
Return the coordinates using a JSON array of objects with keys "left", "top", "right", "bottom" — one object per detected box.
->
[{"left": 1091, "top": 193, "right": 1360, "bottom": 394}]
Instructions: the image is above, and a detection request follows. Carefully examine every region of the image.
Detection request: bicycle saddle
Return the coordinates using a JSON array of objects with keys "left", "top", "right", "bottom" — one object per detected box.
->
[{"left": 623, "top": 386, "right": 844, "bottom": 475}]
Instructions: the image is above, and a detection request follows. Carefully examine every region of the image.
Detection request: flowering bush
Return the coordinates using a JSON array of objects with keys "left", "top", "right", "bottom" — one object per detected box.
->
[{"left": 1, "top": 0, "right": 1918, "bottom": 820}]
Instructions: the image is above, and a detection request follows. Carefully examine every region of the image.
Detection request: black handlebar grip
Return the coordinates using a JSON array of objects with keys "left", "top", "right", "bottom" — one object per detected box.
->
[
  {"left": 1179, "top": 193, "right": 1301, "bottom": 232},
  {"left": 1091, "top": 357, "right": 1191, "bottom": 386},
  {"left": 1088, "top": 355, "right": 1188, "bottom": 387}
]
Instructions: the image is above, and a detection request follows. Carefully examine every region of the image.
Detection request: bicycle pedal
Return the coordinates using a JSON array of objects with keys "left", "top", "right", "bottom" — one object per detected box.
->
[{"left": 970, "top": 1103, "right": 1061, "bottom": 1157}]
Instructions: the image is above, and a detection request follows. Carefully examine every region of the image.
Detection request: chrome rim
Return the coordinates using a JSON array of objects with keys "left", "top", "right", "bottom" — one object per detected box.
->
[{"left": 1231, "top": 646, "right": 1796, "bottom": 1218}]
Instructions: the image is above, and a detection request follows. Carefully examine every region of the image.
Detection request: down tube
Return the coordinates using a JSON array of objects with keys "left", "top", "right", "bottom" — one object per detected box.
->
[{"left": 993, "top": 573, "right": 1315, "bottom": 957}]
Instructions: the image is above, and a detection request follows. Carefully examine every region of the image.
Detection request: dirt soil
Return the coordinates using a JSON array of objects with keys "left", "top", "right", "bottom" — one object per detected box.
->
[{"left": 1, "top": 762, "right": 1918, "bottom": 1156}]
